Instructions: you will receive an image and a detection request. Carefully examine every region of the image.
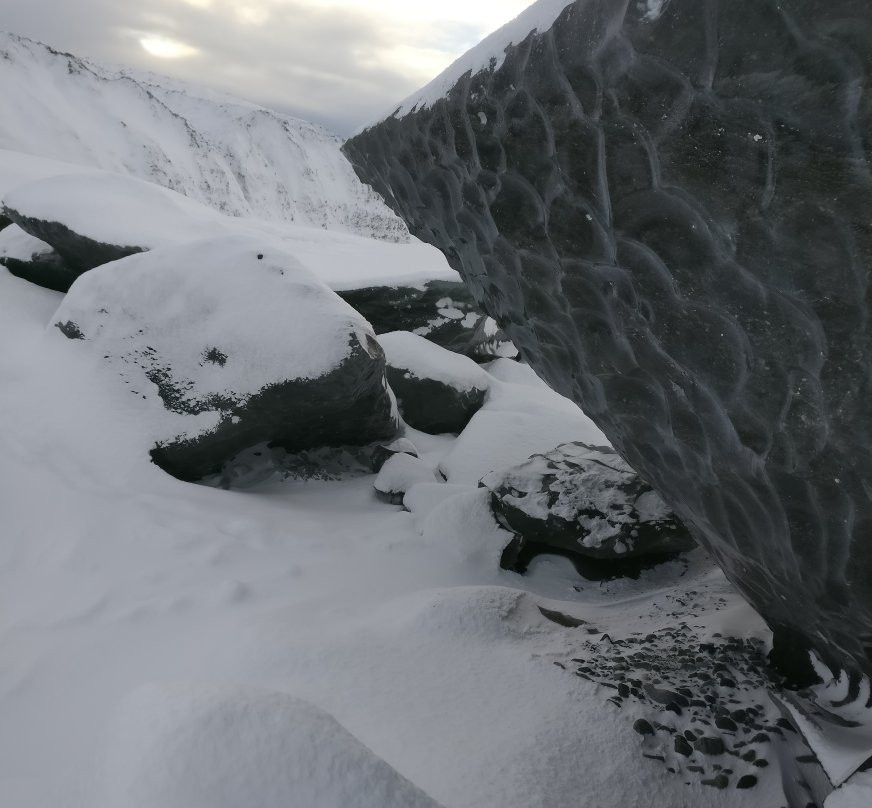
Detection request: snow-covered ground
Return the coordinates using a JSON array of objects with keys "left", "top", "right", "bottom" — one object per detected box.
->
[
  {"left": 3, "top": 20, "right": 871, "bottom": 808},
  {"left": 2, "top": 259, "right": 792, "bottom": 808}
]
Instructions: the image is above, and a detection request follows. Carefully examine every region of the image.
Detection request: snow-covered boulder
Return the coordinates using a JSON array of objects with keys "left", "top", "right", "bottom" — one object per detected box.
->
[
  {"left": 0, "top": 223, "right": 75, "bottom": 291},
  {"left": 339, "top": 280, "right": 509, "bottom": 359},
  {"left": 2, "top": 171, "right": 227, "bottom": 280},
  {"left": 481, "top": 442, "right": 695, "bottom": 569},
  {"left": 100, "top": 683, "right": 444, "bottom": 808},
  {"left": 374, "top": 452, "right": 441, "bottom": 505},
  {"left": 52, "top": 235, "right": 399, "bottom": 481},
  {"left": 380, "top": 331, "right": 491, "bottom": 434}
]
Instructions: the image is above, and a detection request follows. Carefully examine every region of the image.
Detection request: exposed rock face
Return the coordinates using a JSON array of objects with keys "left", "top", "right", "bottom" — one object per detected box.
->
[
  {"left": 482, "top": 442, "right": 695, "bottom": 568},
  {"left": 53, "top": 236, "right": 399, "bottom": 481},
  {"left": 344, "top": 0, "right": 872, "bottom": 681}
]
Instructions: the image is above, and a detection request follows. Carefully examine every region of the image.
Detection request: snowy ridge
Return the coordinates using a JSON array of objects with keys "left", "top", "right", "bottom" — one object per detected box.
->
[
  {"left": 377, "top": 0, "right": 575, "bottom": 122},
  {"left": 0, "top": 32, "right": 408, "bottom": 241}
]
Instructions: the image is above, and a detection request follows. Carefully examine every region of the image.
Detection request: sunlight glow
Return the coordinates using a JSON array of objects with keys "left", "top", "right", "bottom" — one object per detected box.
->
[{"left": 140, "top": 36, "right": 199, "bottom": 59}]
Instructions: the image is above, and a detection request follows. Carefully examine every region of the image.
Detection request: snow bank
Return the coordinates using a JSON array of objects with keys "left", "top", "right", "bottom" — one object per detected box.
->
[{"left": 100, "top": 683, "right": 444, "bottom": 808}]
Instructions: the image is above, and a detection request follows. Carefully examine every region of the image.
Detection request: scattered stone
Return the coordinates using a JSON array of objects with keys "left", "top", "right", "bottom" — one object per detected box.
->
[{"left": 633, "top": 719, "right": 655, "bottom": 737}]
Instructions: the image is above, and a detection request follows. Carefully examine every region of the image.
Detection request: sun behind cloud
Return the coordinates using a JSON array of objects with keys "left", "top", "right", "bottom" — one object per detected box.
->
[{"left": 140, "top": 35, "right": 199, "bottom": 59}]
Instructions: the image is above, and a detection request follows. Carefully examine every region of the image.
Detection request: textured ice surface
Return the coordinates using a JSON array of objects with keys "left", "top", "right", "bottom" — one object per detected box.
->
[{"left": 344, "top": 0, "right": 872, "bottom": 682}]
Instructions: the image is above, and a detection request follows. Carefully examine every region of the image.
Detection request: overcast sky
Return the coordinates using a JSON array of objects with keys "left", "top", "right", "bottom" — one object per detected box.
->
[{"left": 3, "top": 0, "right": 531, "bottom": 134}]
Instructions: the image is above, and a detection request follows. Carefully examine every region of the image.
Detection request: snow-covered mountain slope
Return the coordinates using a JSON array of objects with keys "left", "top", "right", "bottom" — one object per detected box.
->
[{"left": 0, "top": 32, "right": 407, "bottom": 241}]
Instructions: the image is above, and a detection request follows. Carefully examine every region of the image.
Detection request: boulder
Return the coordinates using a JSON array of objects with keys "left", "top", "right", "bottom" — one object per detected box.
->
[
  {"left": 338, "top": 280, "right": 511, "bottom": 360},
  {"left": 380, "top": 331, "right": 490, "bottom": 434},
  {"left": 0, "top": 223, "right": 77, "bottom": 291},
  {"left": 52, "top": 235, "right": 399, "bottom": 481},
  {"left": 481, "top": 442, "right": 695, "bottom": 571},
  {"left": 344, "top": 0, "right": 872, "bottom": 683}
]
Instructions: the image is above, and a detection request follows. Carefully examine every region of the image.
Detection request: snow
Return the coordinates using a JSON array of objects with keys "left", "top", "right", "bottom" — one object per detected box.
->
[
  {"left": 0, "top": 265, "right": 808, "bottom": 807},
  {"left": 0, "top": 223, "right": 52, "bottom": 261},
  {"left": 439, "top": 373, "right": 609, "bottom": 485},
  {"left": 0, "top": 33, "right": 407, "bottom": 240},
  {"left": 2, "top": 164, "right": 460, "bottom": 292},
  {"left": 379, "top": 0, "right": 575, "bottom": 121},
  {"left": 100, "top": 683, "right": 444, "bottom": 808},
  {"left": 825, "top": 773, "right": 872, "bottom": 808},
  {"left": 379, "top": 330, "right": 491, "bottom": 391},
  {"left": 1, "top": 27, "right": 860, "bottom": 806},
  {"left": 52, "top": 235, "right": 371, "bottom": 402},
  {"left": 374, "top": 453, "right": 440, "bottom": 499}
]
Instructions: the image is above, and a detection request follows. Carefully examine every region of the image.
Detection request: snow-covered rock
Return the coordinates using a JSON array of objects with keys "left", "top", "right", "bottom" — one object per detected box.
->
[
  {"left": 3, "top": 171, "right": 227, "bottom": 279},
  {"left": 51, "top": 235, "right": 399, "bottom": 480},
  {"left": 380, "top": 331, "right": 491, "bottom": 434},
  {"left": 2, "top": 167, "right": 462, "bottom": 294},
  {"left": 481, "top": 442, "right": 695, "bottom": 568},
  {"left": 0, "top": 33, "right": 408, "bottom": 241},
  {"left": 100, "top": 683, "right": 444, "bottom": 808},
  {"left": 374, "top": 452, "right": 441, "bottom": 505}
]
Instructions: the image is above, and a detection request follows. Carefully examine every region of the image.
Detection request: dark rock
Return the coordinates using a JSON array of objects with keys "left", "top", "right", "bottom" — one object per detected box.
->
[
  {"left": 483, "top": 442, "right": 695, "bottom": 565},
  {"left": 633, "top": 718, "right": 655, "bottom": 736},
  {"left": 52, "top": 236, "right": 399, "bottom": 482},
  {"left": 343, "top": 0, "right": 872, "bottom": 682},
  {"left": 674, "top": 735, "right": 693, "bottom": 757},
  {"left": 337, "top": 280, "right": 512, "bottom": 360},
  {"left": 695, "top": 736, "right": 726, "bottom": 756},
  {"left": 2, "top": 252, "right": 78, "bottom": 292},
  {"left": 0, "top": 213, "right": 11, "bottom": 230},
  {"left": 702, "top": 774, "right": 730, "bottom": 790},
  {"left": 737, "top": 774, "right": 758, "bottom": 789},
  {"left": 379, "top": 331, "right": 490, "bottom": 434}
]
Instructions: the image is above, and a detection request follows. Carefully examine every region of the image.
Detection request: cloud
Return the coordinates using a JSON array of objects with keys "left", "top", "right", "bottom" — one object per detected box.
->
[{"left": 0, "top": 0, "right": 523, "bottom": 135}]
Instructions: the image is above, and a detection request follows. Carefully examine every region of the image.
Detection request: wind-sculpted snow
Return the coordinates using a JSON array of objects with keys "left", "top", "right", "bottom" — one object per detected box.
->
[
  {"left": 344, "top": 0, "right": 872, "bottom": 682},
  {"left": 0, "top": 33, "right": 408, "bottom": 241}
]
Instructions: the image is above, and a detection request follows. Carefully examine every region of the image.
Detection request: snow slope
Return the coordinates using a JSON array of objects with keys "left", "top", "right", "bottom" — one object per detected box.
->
[
  {"left": 0, "top": 32, "right": 407, "bottom": 240},
  {"left": 0, "top": 268, "right": 788, "bottom": 808}
]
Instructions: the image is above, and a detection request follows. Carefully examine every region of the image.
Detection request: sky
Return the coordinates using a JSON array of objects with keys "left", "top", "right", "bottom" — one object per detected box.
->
[{"left": 2, "top": 0, "right": 533, "bottom": 135}]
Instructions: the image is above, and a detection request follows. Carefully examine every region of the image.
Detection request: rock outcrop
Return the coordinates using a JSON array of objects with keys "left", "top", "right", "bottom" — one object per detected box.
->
[{"left": 344, "top": 0, "right": 872, "bottom": 682}]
